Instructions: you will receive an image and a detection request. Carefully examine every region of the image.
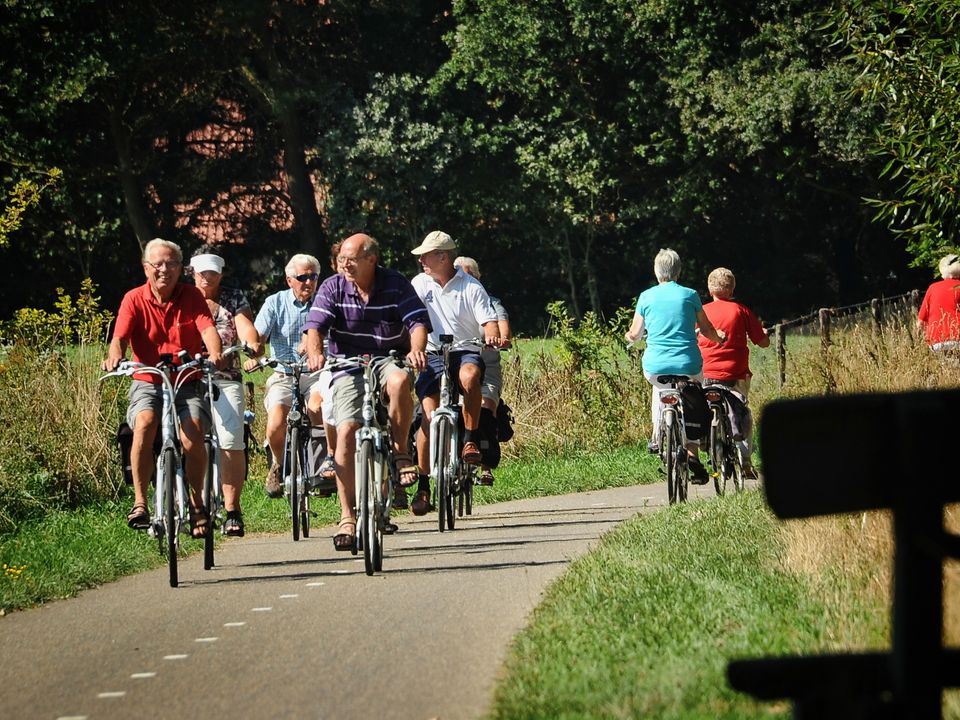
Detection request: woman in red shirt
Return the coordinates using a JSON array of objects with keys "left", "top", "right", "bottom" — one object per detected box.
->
[
  {"left": 917, "top": 253, "right": 960, "bottom": 352},
  {"left": 697, "top": 268, "right": 769, "bottom": 476}
]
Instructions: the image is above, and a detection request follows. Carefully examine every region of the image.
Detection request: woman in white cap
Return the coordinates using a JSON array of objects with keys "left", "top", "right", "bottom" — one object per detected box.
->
[{"left": 190, "top": 247, "right": 261, "bottom": 536}]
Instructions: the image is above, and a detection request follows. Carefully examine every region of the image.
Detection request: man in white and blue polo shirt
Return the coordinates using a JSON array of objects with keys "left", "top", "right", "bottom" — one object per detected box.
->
[{"left": 252, "top": 253, "right": 322, "bottom": 498}]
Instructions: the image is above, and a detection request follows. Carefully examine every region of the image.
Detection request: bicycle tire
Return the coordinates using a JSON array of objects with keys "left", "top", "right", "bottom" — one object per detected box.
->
[
  {"left": 162, "top": 447, "right": 179, "bottom": 588},
  {"left": 359, "top": 439, "right": 379, "bottom": 575},
  {"left": 465, "top": 473, "right": 473, "bottom": 516},
  {"left": 203, "top": 438, "right": 215, "bottom": 570},
  {"left": 710, "top": 410, "right": 727, "bottom": 497},
  {"left": 434, "top": 415, "right": 453, "bottom": 532},
  {"left": 674, "top": 423, "right": 689, "bottom": 503},
  {"left": 732, "top": 444, "right": 746, "bottom": 493},
  {"left": 662, "top": 413, "right": 677, "bottom": 504},
  {"left": 289, "top": 425, "right": 301, "bottom": 542}
]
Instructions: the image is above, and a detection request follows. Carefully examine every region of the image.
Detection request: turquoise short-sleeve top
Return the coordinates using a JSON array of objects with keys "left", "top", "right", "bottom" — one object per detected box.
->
[{"left": 636, "top": 281, "right": 703, "bottom": 376}]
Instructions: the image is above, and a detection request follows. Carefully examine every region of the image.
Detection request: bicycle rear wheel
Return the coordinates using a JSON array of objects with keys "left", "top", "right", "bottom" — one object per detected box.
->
[
  {"left": 358, "top": 439, "right": 379, "bottom": 575},
  {"left": 161, "top": 448, "right": 179, "bottom": 588},
  {"left": 662, "top": 416, "right": 677, "bottom": 505},
  {"left": 710, "top": 411, "right": 727, "bottom": 497},
  {"left": 674, "top": 424, "right": 689, "bottom": 503},
  {"left": 288, "top": 426, "right": 301, "bottom": 542},
  {"left": 203, "top": 439, "right": 216, "bottom": 569},
  {"left": 732, "top": 444, "right": 746, "bottom": 492}
]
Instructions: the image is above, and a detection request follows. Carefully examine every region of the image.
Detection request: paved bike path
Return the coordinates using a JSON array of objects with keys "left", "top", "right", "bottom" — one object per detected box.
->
[{"left": 0, "top": 480, "right": 722, "bottom": 720}]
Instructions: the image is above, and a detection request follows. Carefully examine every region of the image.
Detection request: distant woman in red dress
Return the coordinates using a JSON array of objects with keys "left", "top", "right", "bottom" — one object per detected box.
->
[
  {"left": 697, "top": 267, "right": 769, "bottom": 476},
  {"left": 917, "top": 253, "right": 960, "bottom": 354}
]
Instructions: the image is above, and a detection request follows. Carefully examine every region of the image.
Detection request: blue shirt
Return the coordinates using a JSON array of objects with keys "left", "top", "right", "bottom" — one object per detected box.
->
[
  {"left": 304, "top": 266, "right": 430, "bottom": 358},
  {"left": 636, "top": 281, "right": 703, "bottom": 376},
  {"left": 254, "top": 288, "right": 312, "bottom": 363}
]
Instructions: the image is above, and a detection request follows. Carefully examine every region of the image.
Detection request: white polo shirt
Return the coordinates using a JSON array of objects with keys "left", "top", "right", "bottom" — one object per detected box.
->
[{"left": 411, "top": 268, "right": 498, "bottom": 351}]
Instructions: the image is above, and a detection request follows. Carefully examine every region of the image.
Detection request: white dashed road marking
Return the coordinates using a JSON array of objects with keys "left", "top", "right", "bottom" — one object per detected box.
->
[
  {"left": 195, "top": 637, "right": 219, "bottom": 643},
  {"left": 164, "top": 654, "right": 189, "bottom": 660},
  {"left": 251, "top": 607, "right": 272, "bottom": 612},
  {"left": 131, "top": 672, "right": 156, "bottom": 679},
  {"left": 279, "top": 594, "right": 299, "bottom": 599},
  {"left": 97, "top": 691, "right": 126, "bottom": 698},
  {"left": 224, "top": 621, "right": 246, "bottom": 627}
]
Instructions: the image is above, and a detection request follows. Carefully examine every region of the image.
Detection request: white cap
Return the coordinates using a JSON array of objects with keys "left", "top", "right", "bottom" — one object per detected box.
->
[{"left": 190, "top": 253, "right": 225, "bottom": 274}]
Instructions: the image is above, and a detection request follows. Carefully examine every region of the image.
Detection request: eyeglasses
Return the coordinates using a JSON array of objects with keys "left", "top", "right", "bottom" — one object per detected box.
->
[
  {"left": 145, "top": 260, "right": 181, "bottom": 271},
  {"left": 336, "top": 253, "right": 368, "bottom": 266},
  {"left": 292, "top": 272, "right": 319, "bottom": 282}
]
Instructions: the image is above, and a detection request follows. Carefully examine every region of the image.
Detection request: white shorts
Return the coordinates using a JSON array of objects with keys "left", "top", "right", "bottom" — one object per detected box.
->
[
  {"left": 318, "top": 369, "right": 335, "bottom": 426},
  {"left": 263, "top": 370, "right": 321, "bottom": 412},
  {"left": 212, "top": 379, "right": 245, "bottom": 450}
]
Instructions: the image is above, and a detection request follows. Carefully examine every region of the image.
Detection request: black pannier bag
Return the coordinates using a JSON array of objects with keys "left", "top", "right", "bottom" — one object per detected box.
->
[
  {"left": 478, "top": 406, "right": 501, "bottom": 469},
  {"left": 115, "top": 422, "right": 162, "bottom": 485},
  {"left": 678, "top": 381, "right": 710, "bottom": 441},
  {"left": 496, "top": 399, "right": 515, "bottom": 442}
]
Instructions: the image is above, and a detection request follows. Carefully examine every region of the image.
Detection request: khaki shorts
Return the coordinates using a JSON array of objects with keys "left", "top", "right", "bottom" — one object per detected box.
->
[
  {"left": 126, "top": 379, "right": 210, "bottom": 429},
  {"left": 480, "top": 350, "right": 502, "bottom": 404},
  {"left": 331, "top": 363, "right": 412, "bottom": 427},
  {"left": 263, "top": 370, "right": 321, "bottom": 411}
]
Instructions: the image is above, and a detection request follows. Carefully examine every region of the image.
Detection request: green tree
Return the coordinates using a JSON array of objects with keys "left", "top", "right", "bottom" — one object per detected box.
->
[{"left": 834, "top": 0, "right": 960, "bottom": 267}]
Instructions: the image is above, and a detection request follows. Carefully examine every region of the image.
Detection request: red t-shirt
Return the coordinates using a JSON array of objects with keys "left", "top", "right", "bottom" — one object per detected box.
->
[
  {"left": 698, "top": 298, "right": 767, "bottom": 381},
  {"left": 112, "top": 282, "right": 215, "bottom": 383},
  {"left": 918, "top": 278, "right": 960, "bottom": 345}
]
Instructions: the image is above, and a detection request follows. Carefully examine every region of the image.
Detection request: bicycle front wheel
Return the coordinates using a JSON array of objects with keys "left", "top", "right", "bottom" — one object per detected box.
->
[
  {"left": 358, "top": 439, "right": 379, "bottom": 575},
  {"left": 203, "top": 439, "right": 216, "bottom": 570},
  {"left": 433, "top": 416, "right": 454, "bottom": 532},
  {"left": 161, "top": 447, "right": 179, "bottom": 588},
  {"left": 288, "top": 426, "right": 301, "bottom": 542}
]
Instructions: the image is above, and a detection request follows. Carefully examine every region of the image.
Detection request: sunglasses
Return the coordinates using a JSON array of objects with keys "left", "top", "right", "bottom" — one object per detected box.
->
[{"left": 292, "top": 272, "right": 319, "bottom": 282}]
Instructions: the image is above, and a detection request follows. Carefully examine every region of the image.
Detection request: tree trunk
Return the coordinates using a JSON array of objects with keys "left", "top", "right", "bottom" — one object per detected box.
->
[
  {"left": 561, "top": 228, "right": 582, "bottom": 319},
  {"left": 583, "top": 231, "right": 601, "bottom": 315},
  {"left": 275, "top": 104, "right": 324, "bottom": 258},
  {"left": 107, "top": 104, "right": 154, "bottom": 255}
]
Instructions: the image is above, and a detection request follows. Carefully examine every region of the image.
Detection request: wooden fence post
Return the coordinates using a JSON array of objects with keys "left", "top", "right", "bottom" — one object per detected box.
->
[
  {"left": 775, "top": 323, "right": 786, "bottom": 390},
  {"left": 870, "top": 298, "right": 883, "bottom": 335},
  {"left": 819, "top": 308, "right": 832, "bottom": 351}
]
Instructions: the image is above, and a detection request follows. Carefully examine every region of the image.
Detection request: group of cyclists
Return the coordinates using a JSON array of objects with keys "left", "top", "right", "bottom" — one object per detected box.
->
[
  {"left": 103, "top": 230, "right": 960, "bottom": 546},
  {"left": 101, "top": 231, "right": 511, "bottom": 552},
  {"left": 625, "top": 248, "right": 769, "bottom": 482}
]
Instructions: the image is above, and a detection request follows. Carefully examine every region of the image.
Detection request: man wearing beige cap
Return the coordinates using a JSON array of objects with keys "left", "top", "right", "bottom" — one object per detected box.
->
[{"left": 409, "top": 231, "right": 501, "bottom": 515}]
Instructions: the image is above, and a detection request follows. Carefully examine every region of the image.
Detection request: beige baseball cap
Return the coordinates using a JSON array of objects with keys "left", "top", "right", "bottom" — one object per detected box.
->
[{"left": 411, "top": 230, "right": 457, "bottom": 255}]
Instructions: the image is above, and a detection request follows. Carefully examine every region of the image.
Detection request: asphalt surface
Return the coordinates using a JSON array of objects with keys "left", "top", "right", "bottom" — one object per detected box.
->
[{"left": 0, "top": 479, "right": 725, "bottom": 720}]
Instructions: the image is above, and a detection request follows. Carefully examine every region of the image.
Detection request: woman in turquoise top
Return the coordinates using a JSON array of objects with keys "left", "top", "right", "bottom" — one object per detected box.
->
[{"left": 624, "top": 248, "right": 725, "bottom": 481}]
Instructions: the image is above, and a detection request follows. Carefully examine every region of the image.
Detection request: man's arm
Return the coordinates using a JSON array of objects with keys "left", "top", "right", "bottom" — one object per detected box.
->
[
  {"left": 201, "top": 325, "right": 223, "bottom": 367},
  {"left": 305, "top": 328, "right": 326, "bottom": 371},
  {"left": 406, "top": 324, "right": 428, "bottom": 371},
  {"left": 102, "top": 335, "right": 129, "bottom": 371},
  {"left": 481, "top": 320, "right": 501, "bottom": 347}
]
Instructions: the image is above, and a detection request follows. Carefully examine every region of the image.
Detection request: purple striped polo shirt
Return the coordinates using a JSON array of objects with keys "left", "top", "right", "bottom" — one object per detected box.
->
[{"left": 304, "top": 266, "right": 430, "bottom": 358}]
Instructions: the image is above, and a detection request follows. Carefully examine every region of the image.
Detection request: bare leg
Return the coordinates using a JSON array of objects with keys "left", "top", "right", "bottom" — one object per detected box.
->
[
  {"left": 220, "top": 449, "right": 246, "bottom": 512},
  {"left": 131, "top": 410, "right": 159, "bottom": 509}
]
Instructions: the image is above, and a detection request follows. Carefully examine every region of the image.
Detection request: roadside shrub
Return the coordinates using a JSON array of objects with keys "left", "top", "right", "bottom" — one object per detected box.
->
[
  {"left": 501, "top": 302, "right": 649, "bottom": 457},
  {"left": 0, "top": 281, "right": 121, "bottom": 533}
]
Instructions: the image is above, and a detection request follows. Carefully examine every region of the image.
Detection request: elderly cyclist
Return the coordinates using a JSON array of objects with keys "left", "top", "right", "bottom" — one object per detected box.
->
[
  {"left": 917, "top": 253, "right": 960, "bottom": 355},
  {"left": 102, "top": 238, "right": 223, "bottom": 537}
]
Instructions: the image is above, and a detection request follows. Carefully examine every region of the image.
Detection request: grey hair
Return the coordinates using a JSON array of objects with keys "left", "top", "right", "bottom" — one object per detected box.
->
[
  {"left": 284, "top": 253, "right": 321, "bottom": 277},
  {"left": 359, "top": 235, "right": 380, "bottom": 259},
  {"left": 939, "top": 253, "right": 960, "bottom": 280},
  {"left": 654, "top": 248, "right": 682, "bottom": 282},
  {"left": 707, "top": 267, "right": 736, "bottom": 299},
  {"left": 142, "top": 238, "right": 183, "bottom": 263},
  {"left": 453, "top": 255, "right": 480, "bottom": 279}
]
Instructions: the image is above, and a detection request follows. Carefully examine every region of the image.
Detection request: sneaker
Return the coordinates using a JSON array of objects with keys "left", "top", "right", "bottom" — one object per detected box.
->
[
  {"left": 647, "top": 440, "right": 659, "bottom": 454},
  {"left": 410, "top": 489, "right": 433, "bottom": 516},
  {"left": 393, "top": 485, "right": 409, "bottom": 510},
  {"left": 461, "top": 441, "right": 481, "bottom": 465},
  {"left": 476, "top": 469, "right": 495, "bottom": 486},
  {"left": 264, "top": 462, "right": 284, "bottom": 498},
  {"left": 742, "top": 465, "right": 759, "bottom": 480},
  {"left": 688, "top": 456, "right": 710, "bottom": 485}
]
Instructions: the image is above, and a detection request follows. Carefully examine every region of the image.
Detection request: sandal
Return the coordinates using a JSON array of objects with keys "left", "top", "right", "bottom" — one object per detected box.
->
[
  {"left": 393, "top": 453, "right": 421, "bottom": 487},
  {"left": 189, "top": 506, "right": 211, "bottom": 539},
  {"left": 223, "top": 510, "right": 245, "bottom": 537},
  {"left": 334, "top": 517, "right": 357, "bottom": 553},
  {"left": 126, "top": 502, "right": 150, "bottom": 530}
]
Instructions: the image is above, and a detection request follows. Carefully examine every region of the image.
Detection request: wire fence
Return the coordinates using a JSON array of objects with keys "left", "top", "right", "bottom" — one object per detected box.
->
[{"left": 771, "top": 289, "right": 922, "bottom": 389}]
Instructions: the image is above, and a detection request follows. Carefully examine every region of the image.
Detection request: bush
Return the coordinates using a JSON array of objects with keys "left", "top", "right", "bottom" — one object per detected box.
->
[{"left": 0, "top": 281, "right": 122, "bottom": 533}]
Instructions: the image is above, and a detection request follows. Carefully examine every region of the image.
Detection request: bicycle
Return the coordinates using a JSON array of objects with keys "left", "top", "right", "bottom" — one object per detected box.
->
[
  {"left": 194, "top": 344, "right": 246, "bottom": 569},
  {"left": 249, "top": 357, "right": 331, "bottom": 541},
  {"left": 429, "top": 335, "right": 486, "bottom": 532},
  {"left": 703, "top": 382, "right": 746, "bottom": 495},
  {"left": 325, "top": 353, "right": 407, "bottom": 575},
  {"left": 654, "top": 374, "right": 693, "bottom": 505},
  {"left": 100, "top": 352, "right": 208, "bottom": 588}
]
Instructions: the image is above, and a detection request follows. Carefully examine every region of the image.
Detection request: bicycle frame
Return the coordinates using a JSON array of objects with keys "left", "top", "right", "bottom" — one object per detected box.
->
[
  {"left": 429, "top": 335, "right": 483, "bottom": 532},
  {"left": 703, "top": 383, "right": 745, "bottom": 494},
  {"left": 655, "top": 377, "right": 690, "bottom": 505}
]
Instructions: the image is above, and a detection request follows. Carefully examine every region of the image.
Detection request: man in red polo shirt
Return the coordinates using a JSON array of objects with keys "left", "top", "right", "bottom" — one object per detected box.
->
[
  {"left": 103, "top": 238, "right": 223, "bottom": 535},
  {"left": 917, "top": 253, "right": 960, "bottom": 352},
  {"left": 697, "top": 267, "right": 769, "bottom": 477}
]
